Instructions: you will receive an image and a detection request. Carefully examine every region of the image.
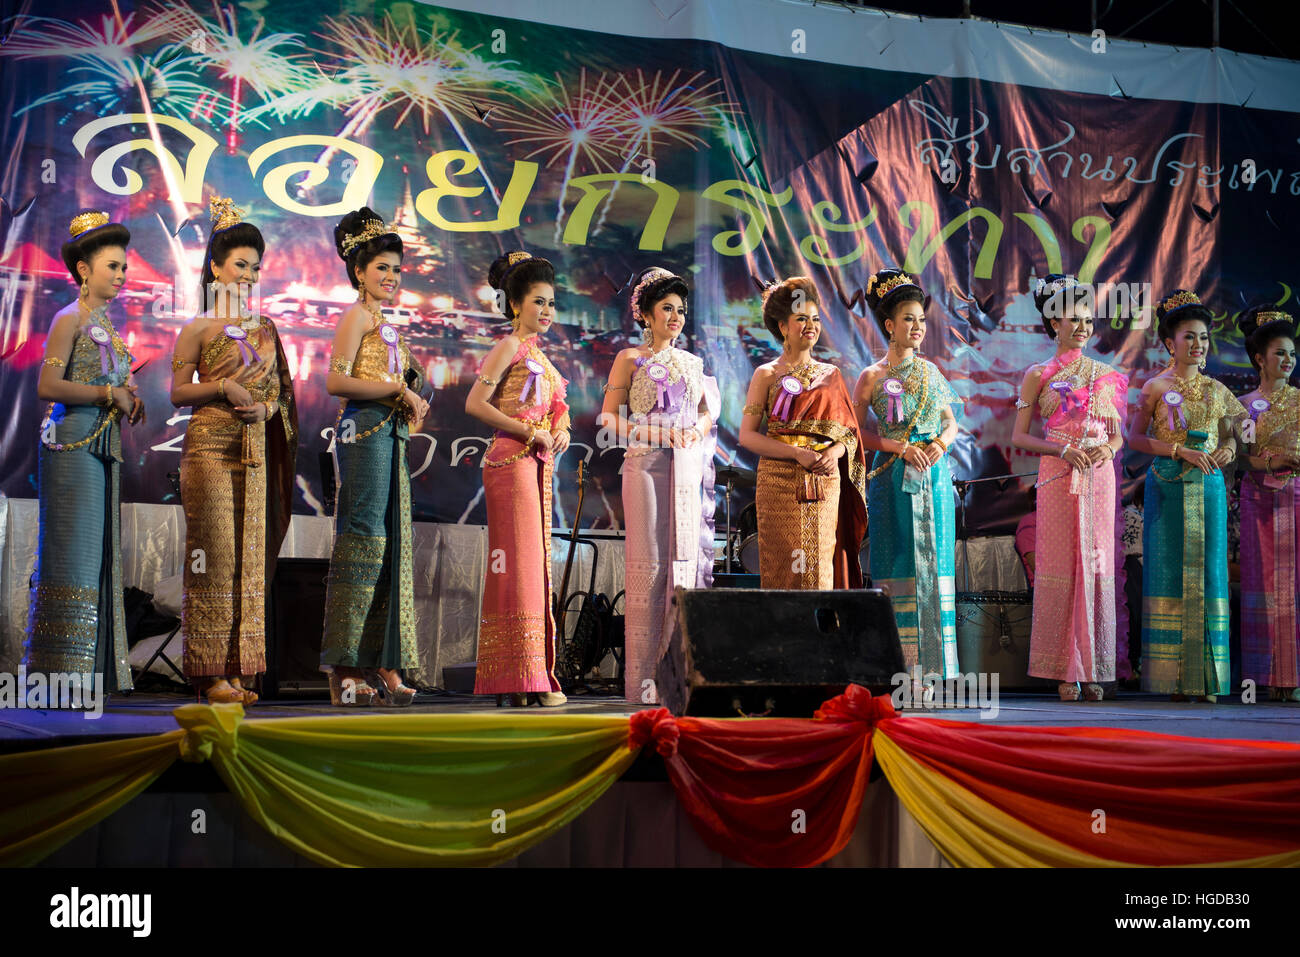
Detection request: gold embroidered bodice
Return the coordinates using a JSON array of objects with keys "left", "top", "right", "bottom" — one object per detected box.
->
[
  {"left": 346, "top": 324, "right": 414, "bottom": 405},
  {"left": 197, "top": 317, "right": 282, "bottom": 406},
  {"left": 491, "top": 340, "right": 568, "bottom": 426},
  {"left": 1244, "top": 384, "right": 1300, "bottom": 456},
  {"left": 66, "top": 312, "right": 131, "bottom": 386},
  {"left": 1149, "top": 372, "right": 1246, "bottom": 453}
]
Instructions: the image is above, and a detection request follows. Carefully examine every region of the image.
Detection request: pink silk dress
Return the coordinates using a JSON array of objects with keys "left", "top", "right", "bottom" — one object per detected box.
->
[
  {"left": 1027, "top": 349, "right": 1127, "bottom": 682},
  {"left": 474, "top": 338, "right": 570, "bottom": 695}
]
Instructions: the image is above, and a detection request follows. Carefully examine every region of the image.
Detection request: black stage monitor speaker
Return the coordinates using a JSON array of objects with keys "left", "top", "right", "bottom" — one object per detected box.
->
[
  {"left": 668, "top": 587, "right": 905, "bottom": 717},
  {"left": 265, "top": 557, "right": 331, "bottom": 699}
]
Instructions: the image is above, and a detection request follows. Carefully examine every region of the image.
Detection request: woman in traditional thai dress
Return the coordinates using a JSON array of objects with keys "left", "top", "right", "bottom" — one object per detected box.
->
[
  {"left": 25, "top": 211, "right": 145, "bottom": 703},
  {"left": 170, "top": 197, "right": 297, "bottom": 705},
  {"left": 853, "top": 268, "right": 960, "bottom": 681},
  {"left": 1235, "top": 306, "right": 1300, "bottom": 702},
  {"left": 319, "top": 209, "right": 429, "bottom": 707},
  {"left": 1127, "top": 290, "right": 1245, "bottom": 702},
  {"left": 1011, "top": 275, "right": 1127, "bottom": 701},
  {"left": 739, "top": 277, "right": 867, "bottom": 590},
  {"left": 466, "top": 252, "right": 571, "bottom": 707},
  {"left": 598, "top": 267, "right": 719, "bottom": 704}
]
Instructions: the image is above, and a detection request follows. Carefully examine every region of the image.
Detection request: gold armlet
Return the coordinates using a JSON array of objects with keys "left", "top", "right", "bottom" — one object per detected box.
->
[
  {"left": 43, "top": 356, "right": 66, "bottom": 369},
  {"left": 329, "top": 355, "right": 352, "bottom": 376}
]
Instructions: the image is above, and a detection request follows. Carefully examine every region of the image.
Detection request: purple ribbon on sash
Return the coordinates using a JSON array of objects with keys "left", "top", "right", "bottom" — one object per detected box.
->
[
  {"left": 772, "top": 375, "right": 802, "bottom": 421},
  {"left": 644, "top": 361, "right": 686, "bottom": 414},
  {"left": 1163, "top": 390, "right": 1186, "bottom": 431},
  {"left": 1249, "top": 397, "right": 1271, "bottom": 421},
  {"left": 223, "top": 324, "right": 258, "bottom": 365},
  {"left": 882, "top": 377, "right": 904, "bottom": 423},
  {"left": 518, "top": 357, "right": 545, "bottom": 405},
  {"left": 87, "top": 324, "right": 120, "bottom": 378},
  {"left": 379, "top": 323, "right": 400, "bottom": 375},
  {"left": 1051, "top": 380, "right": 1084, "bottom": 416}
]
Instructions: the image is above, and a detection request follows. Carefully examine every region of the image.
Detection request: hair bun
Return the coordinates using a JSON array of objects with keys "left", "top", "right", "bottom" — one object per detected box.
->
[{"left": 334, "top": 207, "right": 384, "bottom": 262}]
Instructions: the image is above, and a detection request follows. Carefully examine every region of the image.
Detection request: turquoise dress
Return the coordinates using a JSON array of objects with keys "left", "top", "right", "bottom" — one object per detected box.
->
[
  {"left": 866, "top": 356, "right": 961, "bottom": 678},
  {"left": 24, "top": 307, "right": 134, "bottom": 691}
]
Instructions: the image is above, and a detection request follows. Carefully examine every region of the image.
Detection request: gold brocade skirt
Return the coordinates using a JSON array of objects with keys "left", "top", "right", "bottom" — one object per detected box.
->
[
  {"left": 180, "top": 405, "right": 268, "bottom": 677},
  {"left": 755, "top": 451, "right": 840, "bottom": 590}
]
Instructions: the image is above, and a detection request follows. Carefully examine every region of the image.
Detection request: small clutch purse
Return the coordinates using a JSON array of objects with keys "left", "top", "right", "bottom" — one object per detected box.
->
[{"left": 798, "top": 470, "right": 826, "bottom": 502}]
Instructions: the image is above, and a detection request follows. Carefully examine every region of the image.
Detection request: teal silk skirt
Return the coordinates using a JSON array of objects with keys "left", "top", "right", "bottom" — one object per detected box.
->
[
  {"left": 25, "top": 401, "right": 131, "bottom": 690},
  {"left": 319, "top": 399, "right": 417, "bottom": 670},
  {"left": 867, "top": 441, "right": 959, "bottom": 678},
  {"left": 1141, "top": 458, "right": 1231, "bottom": 695}
]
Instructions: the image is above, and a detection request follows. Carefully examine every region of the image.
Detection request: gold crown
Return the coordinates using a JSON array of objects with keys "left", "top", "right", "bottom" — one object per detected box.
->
[
  {"left": 69, "top": 211, "right": 109, "bottom": 238},
  {"left": 340, "top": 218, "right": 396, "bottom": 256},
  {"left": 209, "top": 196, "right": 244, "bottom": 232},
  {"left": 870, "top": 272, "right": 918, "bottom": 300},
  {"left": 506, "top": 251, "right": 532, "bottom": 266},
  {"left": 1160, "top": 290, "right": 1201, "bottom": 314},
  {"left": 1255, "top": 310, "right": 1293, "bottom": 325}
]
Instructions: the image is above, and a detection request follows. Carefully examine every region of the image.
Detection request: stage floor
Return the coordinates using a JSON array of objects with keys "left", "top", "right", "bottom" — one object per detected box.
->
[{"left": 2, "top": 689, "right": 1297, "bottom": 752}]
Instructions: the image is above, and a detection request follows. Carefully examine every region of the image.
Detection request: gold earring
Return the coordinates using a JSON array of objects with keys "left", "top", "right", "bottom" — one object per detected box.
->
[
  {"left": 79, "top": 277, "right": 88, "bottom": 300},
  {"left": 1199, "top": 354, "right": 1207, "bottom": 371}
]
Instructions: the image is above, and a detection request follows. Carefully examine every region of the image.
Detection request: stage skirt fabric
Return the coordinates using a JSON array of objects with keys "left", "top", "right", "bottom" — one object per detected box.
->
[
  {"left": 180, "top": 319, "right": 296, "bottom": 678},
  {"left": 1029, "top": 455, "right": 1116, "bottom": 682},
  {"left": 24, "top": 315, "right": 132, "bottom": 691},
  {"left": 621, "top": 346, "right": 718, "bottom": 702},
  {"left": 867, "top": 449, "right": 958, "bottom": 678},
  {"left": 1026, "top": 351, "right": 1126, "bottom": 683},
  {"left": 1239, "top": 471, "right": 1300, "bottom": 688},
  {"left": 1141, "top": 459, "right": 1231, "bottom": 695},
  {"left": 319, "top": 400, "right": 418, "bottom": 670},
  {"left": 474, "top": 338, "right": 569, "bottom": 695}
]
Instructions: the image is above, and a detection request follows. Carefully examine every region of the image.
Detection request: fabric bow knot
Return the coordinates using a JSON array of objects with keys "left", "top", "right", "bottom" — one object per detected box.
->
[
  {"left": 174, "top": 702, "right": 244, "bottom": 763},
  {"left": 628, "top": 707, "right": 680, "bottom": 757},
  {"left": 813, "top": 684, "right": 897, "bottom": 725}
]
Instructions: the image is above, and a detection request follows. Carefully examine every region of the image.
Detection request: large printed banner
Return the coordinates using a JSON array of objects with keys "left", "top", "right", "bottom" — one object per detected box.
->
[{"left": 1, "top": 2, "right": 1297, "bottom": 534}]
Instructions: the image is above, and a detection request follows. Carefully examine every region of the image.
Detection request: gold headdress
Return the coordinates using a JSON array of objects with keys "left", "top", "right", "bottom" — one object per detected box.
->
[
  {"left": 868, "top": 271, "right": 919, "bottom": 300},
  {"left": 341, "top": 218, "right": 397, "bottom": 256},
  {"left": 1253, "top": 310, "right": 1293, "bottom": 325},
  {"left": 506, "top": 251, "right": 532, "bottom": 267},
  {"left": 1159, "top": 290, "right": 1202, "bottom": 316},
  {"left": 209, "top": 196, "right": 244, "bottom": 233},
  {"left": 69, "top": 211, "right": 110, "bottom": 238}
]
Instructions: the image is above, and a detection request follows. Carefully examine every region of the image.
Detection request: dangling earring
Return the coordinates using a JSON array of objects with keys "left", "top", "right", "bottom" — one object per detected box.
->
[
  {"left": 1199, "top": 354, "right": 1207, "bottom": 371},
  {"left": 79, "top": 277, "right": 89, "bottom": 301},
  {"left": 641, "top": 323, "right": 654, "bottom": 346}
]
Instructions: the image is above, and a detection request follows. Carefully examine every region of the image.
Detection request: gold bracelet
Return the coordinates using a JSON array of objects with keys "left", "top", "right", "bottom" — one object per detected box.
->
[
  {"left": 931, "top": 436, "right": 948, "bottom": 453},
  {"left": 218, "top": 378, "right": 227, "bottom": 400},
  {"left": 103, "top": 383, "right": 113, "bottom": 407},
  {"left": 1170, "top": 442, "right": 1180, "bottom": 460}
]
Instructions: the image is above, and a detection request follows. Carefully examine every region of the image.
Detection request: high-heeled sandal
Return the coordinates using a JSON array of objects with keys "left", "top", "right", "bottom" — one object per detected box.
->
[
  {"left": 229, "top": 676, "right": 259, "bottom": 706},
  {"left": 328, "top": 672, "right": 376, "bottom": 707},
  {"left": 197, "top": 677, "right": 247, "bottom": 705},
  {"left": 1082, "top": 683, "right": 1104, "bottom": 701},
  {"left": 365, "top": 669, "right": 416, "bottom": 707},
  {"left": 1058, "top": 682, "right": 1081, "bottom": 702}
]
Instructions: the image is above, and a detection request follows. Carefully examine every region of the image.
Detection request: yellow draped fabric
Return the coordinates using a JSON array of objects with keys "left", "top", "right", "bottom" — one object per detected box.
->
[
  {"left": 873, "top": 728, "right": 1300, "bottom": 868},
  {"left": 0, "top": 731, "right": 183, "bottom": 867}
]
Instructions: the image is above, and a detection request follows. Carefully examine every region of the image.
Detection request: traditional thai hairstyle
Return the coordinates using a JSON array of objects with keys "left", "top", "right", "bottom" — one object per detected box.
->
[
  {"left": 1237, "top": 304, "right": 1297, "bottom": 371},
  {"left": 334, "top": 207, "right": 402, "bottom": 289},
  {"left": 759, "top": 275, "right": 819, "bottom": 341},
  {"left": 488, "top": 250, "right": 555, "bottom": 322},
  {"left": 630, "top": 266, "right": 688, "bottom": 328},
  {"left": 200, "top": 196, "right": 265, "bottom": 306},
  {"left": 864, "top": 267, "right": 924, "bottom": 337},
  {"left": 61, "top": 210, "right": 131, "bottom": 286},
  {"left": 1155, "top": 289, "right": 1213, "bottom": 351},
  {"left": 1033, "top": 273, "right": 1094, "bottom": 338}
]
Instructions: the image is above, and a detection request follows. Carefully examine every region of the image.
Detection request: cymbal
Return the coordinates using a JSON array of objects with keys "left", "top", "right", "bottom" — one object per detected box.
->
[{"left": 715, "top": 465, "right": 757, "bottom": 488}]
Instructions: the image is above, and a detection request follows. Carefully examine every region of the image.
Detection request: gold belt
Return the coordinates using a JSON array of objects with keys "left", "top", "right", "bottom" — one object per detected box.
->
[
  {"left": 772, "top": 433, "right": 831, "bottom": 452},
  {"left": 486, "top": 414, "right": 553, "bottom": 468}
]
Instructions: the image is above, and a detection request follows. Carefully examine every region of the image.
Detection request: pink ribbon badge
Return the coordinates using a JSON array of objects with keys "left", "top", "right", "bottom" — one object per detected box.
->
[
  {"left": 379, "top": 323, "right": 400, "bottom": 375},
  {"left": 883, "top": 377, "right": 904, "bottom": 423},
  {"left": 518, "top": 357, "right": 545, "bottom": 405},
  {"left": 87, "top": 324, "right": 120, "bottom": 378},
  {"left": 771, "top": 375, "right": 802, "bottom": 421},
  {"left": 223, "top": 324, "right": 258, "bottom": 365},
  {"left": 1163, "top": 390, "right": 1186, "bottom": 431}
]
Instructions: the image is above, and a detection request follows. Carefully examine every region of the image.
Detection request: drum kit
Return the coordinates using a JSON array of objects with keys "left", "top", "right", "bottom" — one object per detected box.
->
[{"left": 714, "top": 464, "right": 869, "bottom": 576}]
